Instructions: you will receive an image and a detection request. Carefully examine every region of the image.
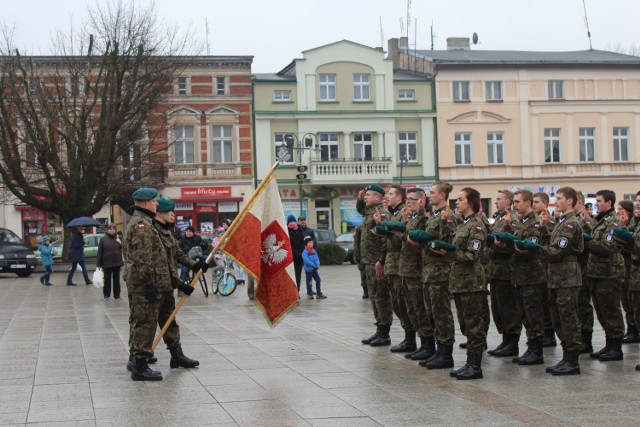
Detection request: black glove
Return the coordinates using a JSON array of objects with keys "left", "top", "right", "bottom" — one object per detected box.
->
[
  {"left": 178, "top": 283, "right": 194, "bottom": 296},
  {"left": 144, "top": 284, "right": 158, "bottom": 302},
  {"left": 192, "top": 260, "right": 209, "bottom": 274}
]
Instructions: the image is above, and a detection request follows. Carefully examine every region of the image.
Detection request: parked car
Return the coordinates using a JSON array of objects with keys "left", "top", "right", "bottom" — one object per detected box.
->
[
  {"left": 335, "top": 232, "right": 356, "bottom": 264},
  {"left": 0, "top": 228, "right": 39, "bottom": 277},
  {"left": 35, "top": 233, "right": 104, "bottom": 260},
  {"left": 312, "top": 228, "right": 337, "bottom": 244}
]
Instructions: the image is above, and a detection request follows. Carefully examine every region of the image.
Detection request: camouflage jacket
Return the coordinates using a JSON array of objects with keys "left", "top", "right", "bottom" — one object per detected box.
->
[
  {"left": 353, "top": 224, "right": 362, "bottom": 263},
  {"left": 153, "top": 220, "right": 197, "bottom": 289},
  {"left": 586, "top": 209, "right": 624, "bottom": 279},
  {"left": 382, "top": 202, "right": 406, "bottom": 275},
  {"left": 422, "top": 207, "right": 457, "bottom": 282},
  {"left": 578, "top": 213, "right": 597, "bottom": 272},
  {"left": 486, "top": 210, "right": 514, "bottom": 279},
  {"left": 360, "top": 201, "right": 389, "bottom": 265},
  {"left": 621, "top": 224, "right": 640, "bottom": 291},
  {"left": 541, "top": 212, "right": 584, "bottom": 289},
  {"left": 448, "top": 214, "right": 487, "bottom": 293},
  {"left": 122, "top": 208, "right": 171, "bottom": 292},
  {"left": 399, "top": 208, "right": 428, "bottom": 278},
  {"left": 510, "top": 211, "right": 546, "bottom": 286}
]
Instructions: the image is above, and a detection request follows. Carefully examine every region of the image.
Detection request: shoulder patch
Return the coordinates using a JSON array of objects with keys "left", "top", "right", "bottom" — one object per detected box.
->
[
  {"left": 530, "top": 236, "right": 539, "bottom": 244},
  {"left": 558, "top": 237, "right": 568, "bottom": 248},
  {"left": 470, "top": 239, "right": 482, "bottom": 251},
  {"left": 605, "top": 234, "right": 614, "bottom": 243},
  {"left": 566, "top": 224, "right": 574, "bottom": 230},
  {"left": 475, "top": 226, "right": 483, "bottom": 231},
  {"left": 138, "top": 223, "right": 145, "bottom": 229},
  {"left": 534, "top": 224, "right": 540, "bottom": 229}
]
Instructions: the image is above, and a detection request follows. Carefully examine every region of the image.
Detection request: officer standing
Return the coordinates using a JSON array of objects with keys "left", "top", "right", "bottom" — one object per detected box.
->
[{"left": 533, "top": 192, "right": 557, "bottom": 347}]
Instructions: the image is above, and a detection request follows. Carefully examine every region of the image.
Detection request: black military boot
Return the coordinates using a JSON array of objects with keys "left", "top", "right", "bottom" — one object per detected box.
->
[
  {"left": 361, "top": 325, "right": 381, "bottom": 345},
  {"left": 551, "top": 350, "right": 580, "bottom": 376},
  {"left": 459, "top": 342, "right": 468, "bottom": 349},
  {"left": 512, "top": 341, "right": 531, "bottom": 364},
  {"left": 580, "top": 330, "right": 594, "bottom": 354},
  {"left": 390, "top": 329, "right": 417, "bottom": 353},
  {"left": 409, "top": 336, "right": 436, "bottom": 360},
  {"left": 126, "top": 352, "right": 136, "bottom": 371},
  {"left": 169, "top": 346, "right": 200, "bottom": 369},
  {"left": 598, "top": 338, "right": 623, "bottom": 361},
  {"left": 492, "top": 334, "right": 519, "bottom": 357},
  {"left": 148, "top": 356, "right": 158, "bottom": 364},
  {"left": 488, "top": 334, "right": 509, "bottom": 356},
  {"left": 425, "top": 343, "right": 454, "bottom": 370},
  {"left": 419, "top": 343, "right": 440, "bottom": 366},
  {"left": 623, "top": 325, "right": 640, "bottom": 343},
  {"left": 517, "top": 337, "right": 544, "bottom": 365},
  {"left": 542, "top": 328, "right": 557, "bottom": 347},
  {"left": 370, "top": 325, "right": 391, "bottom": 347},
  {"left": 131, "top": 358, "right": 163, "bottom": 381},
  {"left": 590, "top": 337, "right": 610, "bottom": 359},
  {"left": 454, "top": 352, "right": 483, "bottom": 380}
]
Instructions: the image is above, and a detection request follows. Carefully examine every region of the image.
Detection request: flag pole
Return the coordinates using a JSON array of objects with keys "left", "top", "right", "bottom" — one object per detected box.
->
[{"left": 152, "top": 162, "right": 282, "bottom": 350}]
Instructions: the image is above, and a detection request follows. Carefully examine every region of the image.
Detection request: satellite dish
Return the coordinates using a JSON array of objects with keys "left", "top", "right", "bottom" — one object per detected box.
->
[{"left": 472, "top": 32, "right": 479, "bottom": 44}]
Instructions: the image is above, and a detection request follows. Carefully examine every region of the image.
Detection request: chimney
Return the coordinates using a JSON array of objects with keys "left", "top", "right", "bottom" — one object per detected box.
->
[
  {"left": 446, "top": 37, "right": 470, "bottom": 50},
  {"left": 398, "top": 37, "right": 409, "bottom": 50}
]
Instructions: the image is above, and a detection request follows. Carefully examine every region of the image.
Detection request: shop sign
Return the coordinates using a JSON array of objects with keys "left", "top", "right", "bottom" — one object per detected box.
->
[
  {"left": 218, "top": 202, "right": 238, "bottom": 213},
  {"left": 175, "top": 203, "right": 193, "bottom": 211},
  {"left": 23, "top": 210, "right": 46, "bottom": 221},
  {"left": 196, "top": 205, "right": 217, "bottom": 213},
  {"left": 182, "top": 186, "right": 231, "bottom": 197}
]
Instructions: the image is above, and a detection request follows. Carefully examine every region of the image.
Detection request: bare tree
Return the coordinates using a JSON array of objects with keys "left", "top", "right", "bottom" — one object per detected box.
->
[
  {"left": 605, "top": 42, "right": 640, "bottom": 56},
  {"left": 0, "top": 1, "right": 194, "bottom": 249}
]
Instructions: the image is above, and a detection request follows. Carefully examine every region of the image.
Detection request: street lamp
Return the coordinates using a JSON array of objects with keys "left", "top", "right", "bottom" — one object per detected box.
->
[{"left": 278, "top": 133, "right": 319, "bottom": 216}]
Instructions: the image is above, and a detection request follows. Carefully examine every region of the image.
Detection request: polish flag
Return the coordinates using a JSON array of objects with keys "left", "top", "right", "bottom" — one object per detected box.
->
[{"left": 219, "top": 174, "right": 298, "bottom": 325}]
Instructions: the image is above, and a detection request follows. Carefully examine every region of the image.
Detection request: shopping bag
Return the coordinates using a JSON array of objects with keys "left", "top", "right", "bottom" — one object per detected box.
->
[{"left": 92, "top": 268, "right": 104, "bottom": 288}]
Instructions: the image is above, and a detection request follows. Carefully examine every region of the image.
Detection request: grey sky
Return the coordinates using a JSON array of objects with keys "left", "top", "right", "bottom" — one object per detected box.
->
[{"left": 3, "top": 0, "right": 638, "bottom": 72}]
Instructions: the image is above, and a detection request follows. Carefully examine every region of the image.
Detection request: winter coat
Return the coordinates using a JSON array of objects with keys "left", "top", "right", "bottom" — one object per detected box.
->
[
  {"left": 97, "top": 233, "right": 124, "bottom": 269},
  {"left": 69, "top": 232, "right": 86, "bottom": 262},
  {"left": 302, "top": 248, "right": 321, "bottom": 272},
  {"left": 38, "top": 244, "right": 54, "bottom": 266}
]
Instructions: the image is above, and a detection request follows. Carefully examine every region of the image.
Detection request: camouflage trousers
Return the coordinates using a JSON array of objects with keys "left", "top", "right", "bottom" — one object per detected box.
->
[
  {"left": 364, "top": 264, "right": 393, "bottom": 326},
  {"left": 622, "top": 262, "right": 634, "bottom": 328},
  {"left": 578, "top": 269, "right": 594, "bottom": 333},
  {"left": 542, "top": 281, "right": 553, "bottom": 331},
  {"left": 489, "top": 279, "right": 522, "bottom": 336},
  {"left": 453, "top": 291, "right": 487, "bottom": 354},
  {"left": 630, "top": 290, "right": 640, "bottom": 331},
  {"left": 589, "top": 277, "right": 625, "bottom": 339},
  {"left": 516, "top": 284, "right": 545, "bottom": 342},
  {"left": 389, "top": 274, "right": 411, "bottom": 330},
  {"left": 358, "top": 263, "right": 367, "bottom": 294},
  {"left": 548, "top": 287, "right": 582, "bottom": 352},
  {"left": 402, "top": 276, "right": 433, "bottom": 337},
  {"left": 130, "top": 290, "right": 181, "bottom": 360},
  {"left": 424, "top": 279, "right": 455, "bottom": 345}
]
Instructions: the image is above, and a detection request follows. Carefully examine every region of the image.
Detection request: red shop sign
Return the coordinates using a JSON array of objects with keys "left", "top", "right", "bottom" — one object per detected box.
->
[{"left": 181, "top": 186, "right": 232, "bottom": 198}]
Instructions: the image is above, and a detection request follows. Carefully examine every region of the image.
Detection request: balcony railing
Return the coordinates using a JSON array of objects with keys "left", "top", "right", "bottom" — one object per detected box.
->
[
  {"left": 166, "top": 162, "right": 250, "bottom": 180},
  {"left": 309, "top": 157, "right": 393, "bottom": 183}
]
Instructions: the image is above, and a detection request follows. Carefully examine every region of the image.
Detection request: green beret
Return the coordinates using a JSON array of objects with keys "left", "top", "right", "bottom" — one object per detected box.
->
[
  {"left": 156, "top": 197, "right": 175, "bottom": 213},
  {"left": 132, "top": 187, "right": 158, "bottom": 201},
  {"left": 612, "top": 228, "right": 635, "bottom": 245},
  {"left": 382, "top": 221, "right": 406, "bottom": 232},
  {"left": 364, "top": 184, "right": 385, "bottom": 196},
  {"left": 514, "top": 239, "right": 540, "bottom": 251},
  {"left": 374, "top": 225, "right": 393, "bottom": 236},
  {"left": 408, "top": 230, "right": 434, "bottom": 242},
  {"left": 582, "top": 232, "right": 593, "bottom": 242},
  {"left": 486, "top": 233, "right": 495, "bottom": 242},
  {"left": 429, "top": 240, "right": 456, "bottom": 252},
  {"left": 494, "top": 232, "right": 517, "bottom": 244}
]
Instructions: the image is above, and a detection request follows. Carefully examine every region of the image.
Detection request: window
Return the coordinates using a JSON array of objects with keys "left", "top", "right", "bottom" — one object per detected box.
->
[
  {"left": 398, "top": 132, "right": 418, "bottom": 162},
  {"left": 215, "top": 76, "right": 226, "bottom": 95},
  {"left": 455, "top": 132, "right": 472, "bottom": 165},
  {"left": 318, "top": 133, "right": 339, "bottom": 160},
  {"left": 68, "top": 76, "right": 82, "bottom": 97},
  {"left": 319, "top": 74, "right": 336, "bottom": 101},
  {"left": 613, "top": 127, "right": 629, "bottom": 162},
  {"left": 173, "top": 126, "right": 195, "bottom": 164},
  {"left": 487, "top": 132, "right": 504, "bottom": 164},
  {"left": 28, "top": 78, "right": 40, "bottom": 97},
  {"left": 579, "top": 127, "right": 595, "bottom": 162},
  {"left": 213, "top": 125, "right": 233, "bottom": 163},
  {"left": 353, "top": 74, "right": 370, "bottom": 101},
  {"left": 544, "top": 128, "right": 561, "bottom": 163},
  {"left": 453, "top": 81, "right": 470, "bottom": 101},
  {"left": 398, "top": 89, "right": 415, "bottom": 100},
  {"left": 274, "top": 90, "right": 291, "bottom": 101},
  {"left": 274, "top": 133, "right": 294, "bottom": 163},
  {"left": 485, "top": 81, "right": 502, "bottom": 101},
  {"left": 177, "top": 77, "right": 188, "bottom": 95},
  {"left": 353, "top": 133, "right": 373, "bottom": 161},
  {"left": 548, "top": 80, "right": 564, "bottom": 99},
  {"left": 123, "top": 144, "right": 142, "bottom": 181}
]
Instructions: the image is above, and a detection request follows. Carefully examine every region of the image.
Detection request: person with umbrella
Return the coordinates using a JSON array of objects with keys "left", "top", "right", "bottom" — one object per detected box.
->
[{"left": 66, "top": 224, "right": 93, "bottom": 286}]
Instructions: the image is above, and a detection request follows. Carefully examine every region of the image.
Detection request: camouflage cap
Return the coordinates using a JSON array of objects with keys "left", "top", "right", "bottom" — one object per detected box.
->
[
  {"left": 132, "top": 187, "right": 158, "bottom": 201},
  {"left": 364, "top": 184, "right": 385, "bottom": 196},
  {"left": 156, "top": 198, "right": 175, "bottom": 213}
]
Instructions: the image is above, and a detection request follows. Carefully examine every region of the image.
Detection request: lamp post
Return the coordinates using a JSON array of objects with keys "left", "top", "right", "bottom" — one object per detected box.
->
[{"left": 280, "top": 133, "right": 318, "bottom": 217}]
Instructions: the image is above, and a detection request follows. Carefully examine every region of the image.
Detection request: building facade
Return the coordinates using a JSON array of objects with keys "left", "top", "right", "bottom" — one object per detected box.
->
[{"left": 253, "top": 40, "right": 436, "bottom": 234}]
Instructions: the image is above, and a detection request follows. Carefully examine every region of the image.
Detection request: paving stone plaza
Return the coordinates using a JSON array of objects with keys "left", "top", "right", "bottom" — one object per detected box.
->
[{"left": 1, "top": 264, "right": 639, "bottom": 426}]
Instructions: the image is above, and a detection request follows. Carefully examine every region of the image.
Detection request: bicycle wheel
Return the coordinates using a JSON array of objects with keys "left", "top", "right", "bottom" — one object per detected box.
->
[
  {"left": 199, "top": 274, "right": 209, "bottom": 297},
  {"left": 217, "top": 272, "right": 237, "bottom": 296}
]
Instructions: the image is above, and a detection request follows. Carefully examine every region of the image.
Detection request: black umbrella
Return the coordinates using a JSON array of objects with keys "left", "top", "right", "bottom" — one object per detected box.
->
[{"left": 66, "top": 217, "right": 102, "bottom": 227}]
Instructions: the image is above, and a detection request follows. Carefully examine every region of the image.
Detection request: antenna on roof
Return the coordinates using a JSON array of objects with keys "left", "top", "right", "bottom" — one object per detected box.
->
[
  {"left": 582, "top": 0, "right": 593, "bottom": 50},
  {"left": 205, "top": 18, "right": 211, "bottom": 55},
  {"left": 379, "top": 16, "right": 384, "bottom": 49},
  {"left": 430, "top": 21, "right": 436, "bottom": 50}
]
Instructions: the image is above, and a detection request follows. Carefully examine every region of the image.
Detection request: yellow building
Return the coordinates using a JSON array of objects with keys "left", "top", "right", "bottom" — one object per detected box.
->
[
  {"left": 253, "top": 40, "right": 436, "bottom": 234},
  {"left": 389, "top": 37, "right": 640, "bottom": 212}
]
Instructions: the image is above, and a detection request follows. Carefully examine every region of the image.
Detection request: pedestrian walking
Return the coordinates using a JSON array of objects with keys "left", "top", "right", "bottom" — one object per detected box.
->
[
  {"left": 66, "top": 226, "right": 92, "bottom": 286},
  {"left": 96, "top": 224, "right": 124, "bottom": 299},
  {"left": 302, "top": 236, "right": 326, "bottom": 299},
  {"left": 38, "top": 236, "right": 54, "bottom": 286}
]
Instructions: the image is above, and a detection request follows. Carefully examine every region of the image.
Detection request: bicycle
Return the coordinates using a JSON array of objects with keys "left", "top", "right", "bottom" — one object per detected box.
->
[
  {"left": 187, "top": 247, "right": 209, "bottom": 297},
  {"left": 211, "top": 253, "right": 238, "bottom": 296}
]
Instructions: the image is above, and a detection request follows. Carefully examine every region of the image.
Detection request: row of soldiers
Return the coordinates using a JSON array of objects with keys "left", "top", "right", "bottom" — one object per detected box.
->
[{"left": 354, "top": 183, "right": 640, "bottom": 380}]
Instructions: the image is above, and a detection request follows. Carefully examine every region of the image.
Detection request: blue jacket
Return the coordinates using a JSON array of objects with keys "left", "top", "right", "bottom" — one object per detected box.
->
[
  {"left": 69, "top": 233, "right": 86, "bottom": 262},
  {"left": 302, "top": 248, "right": 320, "bottom": 272},
  {"left": 38, "top": 244, "right": 54, "bottom": 266}
]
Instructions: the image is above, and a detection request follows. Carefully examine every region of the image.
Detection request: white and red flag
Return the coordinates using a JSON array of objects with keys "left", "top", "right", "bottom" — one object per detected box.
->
[{"left": 218, "top": 167, "right": 298, "bottom": 325}]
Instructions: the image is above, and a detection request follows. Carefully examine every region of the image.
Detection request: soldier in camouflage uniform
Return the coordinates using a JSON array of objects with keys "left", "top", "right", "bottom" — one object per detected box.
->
[
  {"left": 419, "top": 182, "right": 457, "bottom": 370},
  {"left": 616, "top": 200, "right": 639, "bottom": 343},
  {"left": 444, "top": 187, "right": 487, "bottom": 380},
  {"left": 353, "top": 224, "right": 368, "bottom": 299},
  {"left": 509, "top": 190, "right": 546, "bottom": 365},
  {"left": 487, "top": 190, "right": 523, "bottom": 358},
  {"left": 536, "top": 187, "right": 584, "bottom": 376},
  {"left": 358, "top": 185, "right": 392, "bottom": 346},
  {"left": 397, "top": 188, "right": 431, "bottom": 360},
  {"left": 585, "top": 190, "right": 625, "bottom": 361},
  {"left": 533, "top": 192, "right": 557, "bottom": 347}
]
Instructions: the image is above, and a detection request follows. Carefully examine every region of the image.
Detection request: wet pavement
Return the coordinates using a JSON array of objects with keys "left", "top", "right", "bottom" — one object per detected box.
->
[{"left": 0, "top": 265, "right": 639, "bottom": 426}]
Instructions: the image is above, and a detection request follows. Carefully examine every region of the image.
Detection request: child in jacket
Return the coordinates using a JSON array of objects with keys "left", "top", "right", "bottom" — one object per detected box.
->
[
  {"left": 301, "top": 236, "right": 326, "bottom": 299},
  {"left": 38, "top": 236, "right": 54, "bottom": 286}
]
